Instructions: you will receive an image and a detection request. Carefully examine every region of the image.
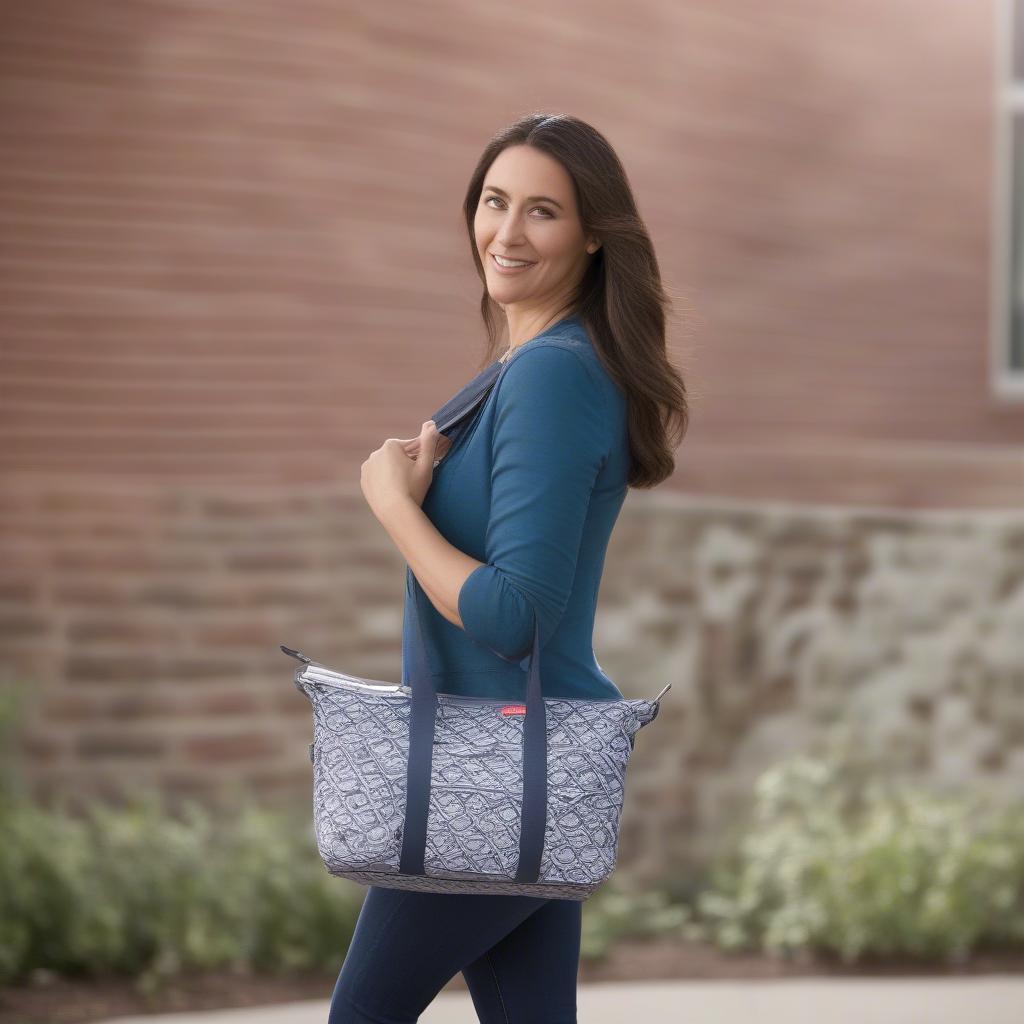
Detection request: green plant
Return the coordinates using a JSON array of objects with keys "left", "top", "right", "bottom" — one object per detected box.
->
[
  {"left": 694, "top": 745, "right": 1024, "bottom": 964},
  {"left": 0, "top": 787, "right": 364, "bottom": 991},
  {"left": 581, "top": 879, "right": 692, "bottom": 960}
]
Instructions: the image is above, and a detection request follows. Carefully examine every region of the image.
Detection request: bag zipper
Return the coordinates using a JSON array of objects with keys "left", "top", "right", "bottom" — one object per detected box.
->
[
  {"left": 301, "top": 666, "right": 407, "bottom": 695},
  {"left": 283, "top": 644, "right": 673, "bottom": 705}
]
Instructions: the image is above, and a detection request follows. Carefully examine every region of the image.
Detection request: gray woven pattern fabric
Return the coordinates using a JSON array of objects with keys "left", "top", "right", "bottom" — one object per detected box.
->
[{"left": 297, "top": 673, "right": 662, "bottom": 900}]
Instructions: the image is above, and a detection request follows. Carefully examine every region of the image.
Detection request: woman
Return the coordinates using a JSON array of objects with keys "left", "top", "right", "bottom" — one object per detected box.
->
[{"left": 330, "top": 113, "right": 688, "bottom": 1024}]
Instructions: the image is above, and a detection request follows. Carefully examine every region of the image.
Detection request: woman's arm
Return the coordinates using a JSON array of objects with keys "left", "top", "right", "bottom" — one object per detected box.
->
[
  {"left": 375, "top": 497, "right": 481, "bottom": 629},
  {"left": 371, "top": 342, "right": 610, "bottom": 658}
]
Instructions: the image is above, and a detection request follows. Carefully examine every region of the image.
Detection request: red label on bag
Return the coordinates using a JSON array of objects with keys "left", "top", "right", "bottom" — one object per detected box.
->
[{"left": 501, "top": 704, "right": 527, "bottom": 716}]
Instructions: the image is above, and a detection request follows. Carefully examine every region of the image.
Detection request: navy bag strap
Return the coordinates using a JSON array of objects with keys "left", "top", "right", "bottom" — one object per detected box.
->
[
  {"left": 399, "top": 354, "right": 549, "bottom": 883},
  {"left": 429, "top": 357, "right": 505, "bottom": 434},
  {"left": 399, "top": 578, "right": 548, "bottom": 883}
]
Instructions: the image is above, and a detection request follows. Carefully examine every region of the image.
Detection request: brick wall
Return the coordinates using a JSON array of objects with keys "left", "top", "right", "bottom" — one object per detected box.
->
[
  {"left": 0, "top": 1, "right": 1020, "bottom": 501},
  {"left": 2, "top": 483, "right": 385, "bottom": 804}
]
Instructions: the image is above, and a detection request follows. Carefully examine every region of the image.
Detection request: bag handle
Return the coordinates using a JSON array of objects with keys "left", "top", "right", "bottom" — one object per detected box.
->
[{"left": 400, "top": 570, "right": 549, "bottom": 883}]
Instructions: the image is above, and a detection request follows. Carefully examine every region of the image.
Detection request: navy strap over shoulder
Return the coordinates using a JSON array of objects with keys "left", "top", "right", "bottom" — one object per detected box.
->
[
  {"left": 400, "top": 353, "right": 549, "bottom": 882},
  {"left": 429, "top": 357, "right": 504, "bottom": 434}
]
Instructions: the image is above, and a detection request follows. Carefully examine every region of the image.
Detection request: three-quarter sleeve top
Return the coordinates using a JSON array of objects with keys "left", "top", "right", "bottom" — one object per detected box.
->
[{"left": 402, "top": 312, "right": 630, "bottom": 701}]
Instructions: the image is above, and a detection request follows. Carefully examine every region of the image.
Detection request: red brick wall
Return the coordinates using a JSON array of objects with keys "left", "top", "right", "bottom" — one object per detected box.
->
[
  {"left": 0, "top": 1, "right": 1019, "bottom": 501},
  {"left": 2, "top": 483, "right": 400, "bottom": 808}
]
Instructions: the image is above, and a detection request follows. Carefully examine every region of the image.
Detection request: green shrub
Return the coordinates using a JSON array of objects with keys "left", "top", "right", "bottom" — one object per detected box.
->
[
  {"left": 0, "top": 787, "right": 364, "bottom": 991},
  {"left": 581, "top": 882, "right": 693, "bottom": 960},
  {"left": 0, "top": 784, "right": 688, "bottom": 987},
  {"left": 694, "top": 744, "right": 1024, "bottom": 963}
]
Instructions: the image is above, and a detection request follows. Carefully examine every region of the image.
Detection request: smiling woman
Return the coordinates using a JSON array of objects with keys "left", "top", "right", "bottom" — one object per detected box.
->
[
  {"left": 331, "top": 112, "right": 689, "bottom": 1024},
  {"left": 472, "top": 144, "right": 601, "bottom": 352}
]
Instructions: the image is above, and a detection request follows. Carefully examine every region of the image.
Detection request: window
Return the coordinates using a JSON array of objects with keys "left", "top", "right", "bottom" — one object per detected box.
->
[{"left": 994, "top": 0, "right": 1024, "bottom": 394}]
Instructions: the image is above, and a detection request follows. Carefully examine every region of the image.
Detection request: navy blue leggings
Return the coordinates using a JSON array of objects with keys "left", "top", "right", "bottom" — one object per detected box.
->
[{"left": 327, "top": 885, "right": 582, "bottom": 1023}]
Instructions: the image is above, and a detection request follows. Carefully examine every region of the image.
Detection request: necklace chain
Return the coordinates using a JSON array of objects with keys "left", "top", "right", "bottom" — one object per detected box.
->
[{"left": 498, "top": 312, "right": 576, "bottom": 365}]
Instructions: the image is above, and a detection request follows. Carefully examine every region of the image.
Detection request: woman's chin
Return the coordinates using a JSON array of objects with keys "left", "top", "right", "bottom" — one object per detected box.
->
[{"left": 487, "top": 281, "right": 534, "bottom": 303}]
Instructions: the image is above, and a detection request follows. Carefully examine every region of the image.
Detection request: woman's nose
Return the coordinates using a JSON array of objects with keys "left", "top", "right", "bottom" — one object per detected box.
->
[{"left": 495, "top": 216, "right": 526, "bottom": 244}]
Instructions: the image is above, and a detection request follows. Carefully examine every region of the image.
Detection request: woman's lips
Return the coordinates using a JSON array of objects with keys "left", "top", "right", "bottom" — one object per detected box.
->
[{"left": 490, "top": 252, "right": 536, "bottom": 274}]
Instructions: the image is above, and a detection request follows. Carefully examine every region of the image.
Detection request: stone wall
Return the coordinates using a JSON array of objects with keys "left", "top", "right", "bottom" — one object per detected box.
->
[
  {"left": 598, "top": 492, "right": 1024, "bottom": 883},
  {"left": 4, "top": 476, "right": 1022, "bottom": 886}
]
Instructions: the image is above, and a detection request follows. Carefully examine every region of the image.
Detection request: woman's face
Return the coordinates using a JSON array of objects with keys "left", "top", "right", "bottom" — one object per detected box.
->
[{"left": 474, "top": 145, "right": 598, "bottom": 315}]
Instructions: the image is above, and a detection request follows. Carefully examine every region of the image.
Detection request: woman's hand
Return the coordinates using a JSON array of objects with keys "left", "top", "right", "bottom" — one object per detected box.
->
[
  {"left": 401, "top": 430, "right": 452, "bottom": 465},
  {"left": 360, "top": 419, "right": 448, "bottom": 522}
]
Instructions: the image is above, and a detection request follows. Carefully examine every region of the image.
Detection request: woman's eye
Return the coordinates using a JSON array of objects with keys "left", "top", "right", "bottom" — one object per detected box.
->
[{"left": 484, "top": 196, "right": 553, "bottom": 218}]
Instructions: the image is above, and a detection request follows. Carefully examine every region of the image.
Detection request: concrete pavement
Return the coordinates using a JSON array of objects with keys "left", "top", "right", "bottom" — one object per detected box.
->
[{"left": 99, "top": 976, "right": 1024, "bottom": 1023}]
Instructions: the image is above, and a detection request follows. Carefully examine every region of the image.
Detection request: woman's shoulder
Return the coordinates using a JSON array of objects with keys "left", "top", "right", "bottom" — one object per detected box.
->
[
  {"left": 497, "top": 322, "right": 620, "bottom": 411},
  {"left": 491, "top": 327, "right": 627, "bottom": 470},
  {"left": 499, "top": 337, "right": 598, "bottom": 389}
]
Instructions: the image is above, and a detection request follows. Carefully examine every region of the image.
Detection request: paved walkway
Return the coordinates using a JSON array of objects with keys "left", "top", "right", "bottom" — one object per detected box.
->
[{"left": 99, "top": 976, "right": 1024, "bottom": 1023}]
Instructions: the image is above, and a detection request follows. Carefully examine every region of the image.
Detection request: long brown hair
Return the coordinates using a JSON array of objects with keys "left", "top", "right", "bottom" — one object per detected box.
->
[{"left": 461, "top": 112, "right": 688, "bottom": 489}]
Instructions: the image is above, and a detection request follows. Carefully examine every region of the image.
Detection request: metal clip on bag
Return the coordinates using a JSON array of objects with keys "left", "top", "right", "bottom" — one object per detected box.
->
[{"left": 280, "top": 353, "right": 671, "bottom": 899}]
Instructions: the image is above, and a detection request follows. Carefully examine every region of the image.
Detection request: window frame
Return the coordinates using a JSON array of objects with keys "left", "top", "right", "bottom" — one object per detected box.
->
[{"left": 992, "top": 0, "right": 1024, "bottom": 398}]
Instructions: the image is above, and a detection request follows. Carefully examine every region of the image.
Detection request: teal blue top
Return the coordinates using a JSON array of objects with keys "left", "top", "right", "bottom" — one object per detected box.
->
[{"left": 402, "top": 312, "right": 630, "bottom": 701}]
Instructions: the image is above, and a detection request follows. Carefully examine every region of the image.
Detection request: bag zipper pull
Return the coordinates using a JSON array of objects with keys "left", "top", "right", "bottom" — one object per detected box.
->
[{"left": 280, "top": 644, "right": 313, "bottom": 665}]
